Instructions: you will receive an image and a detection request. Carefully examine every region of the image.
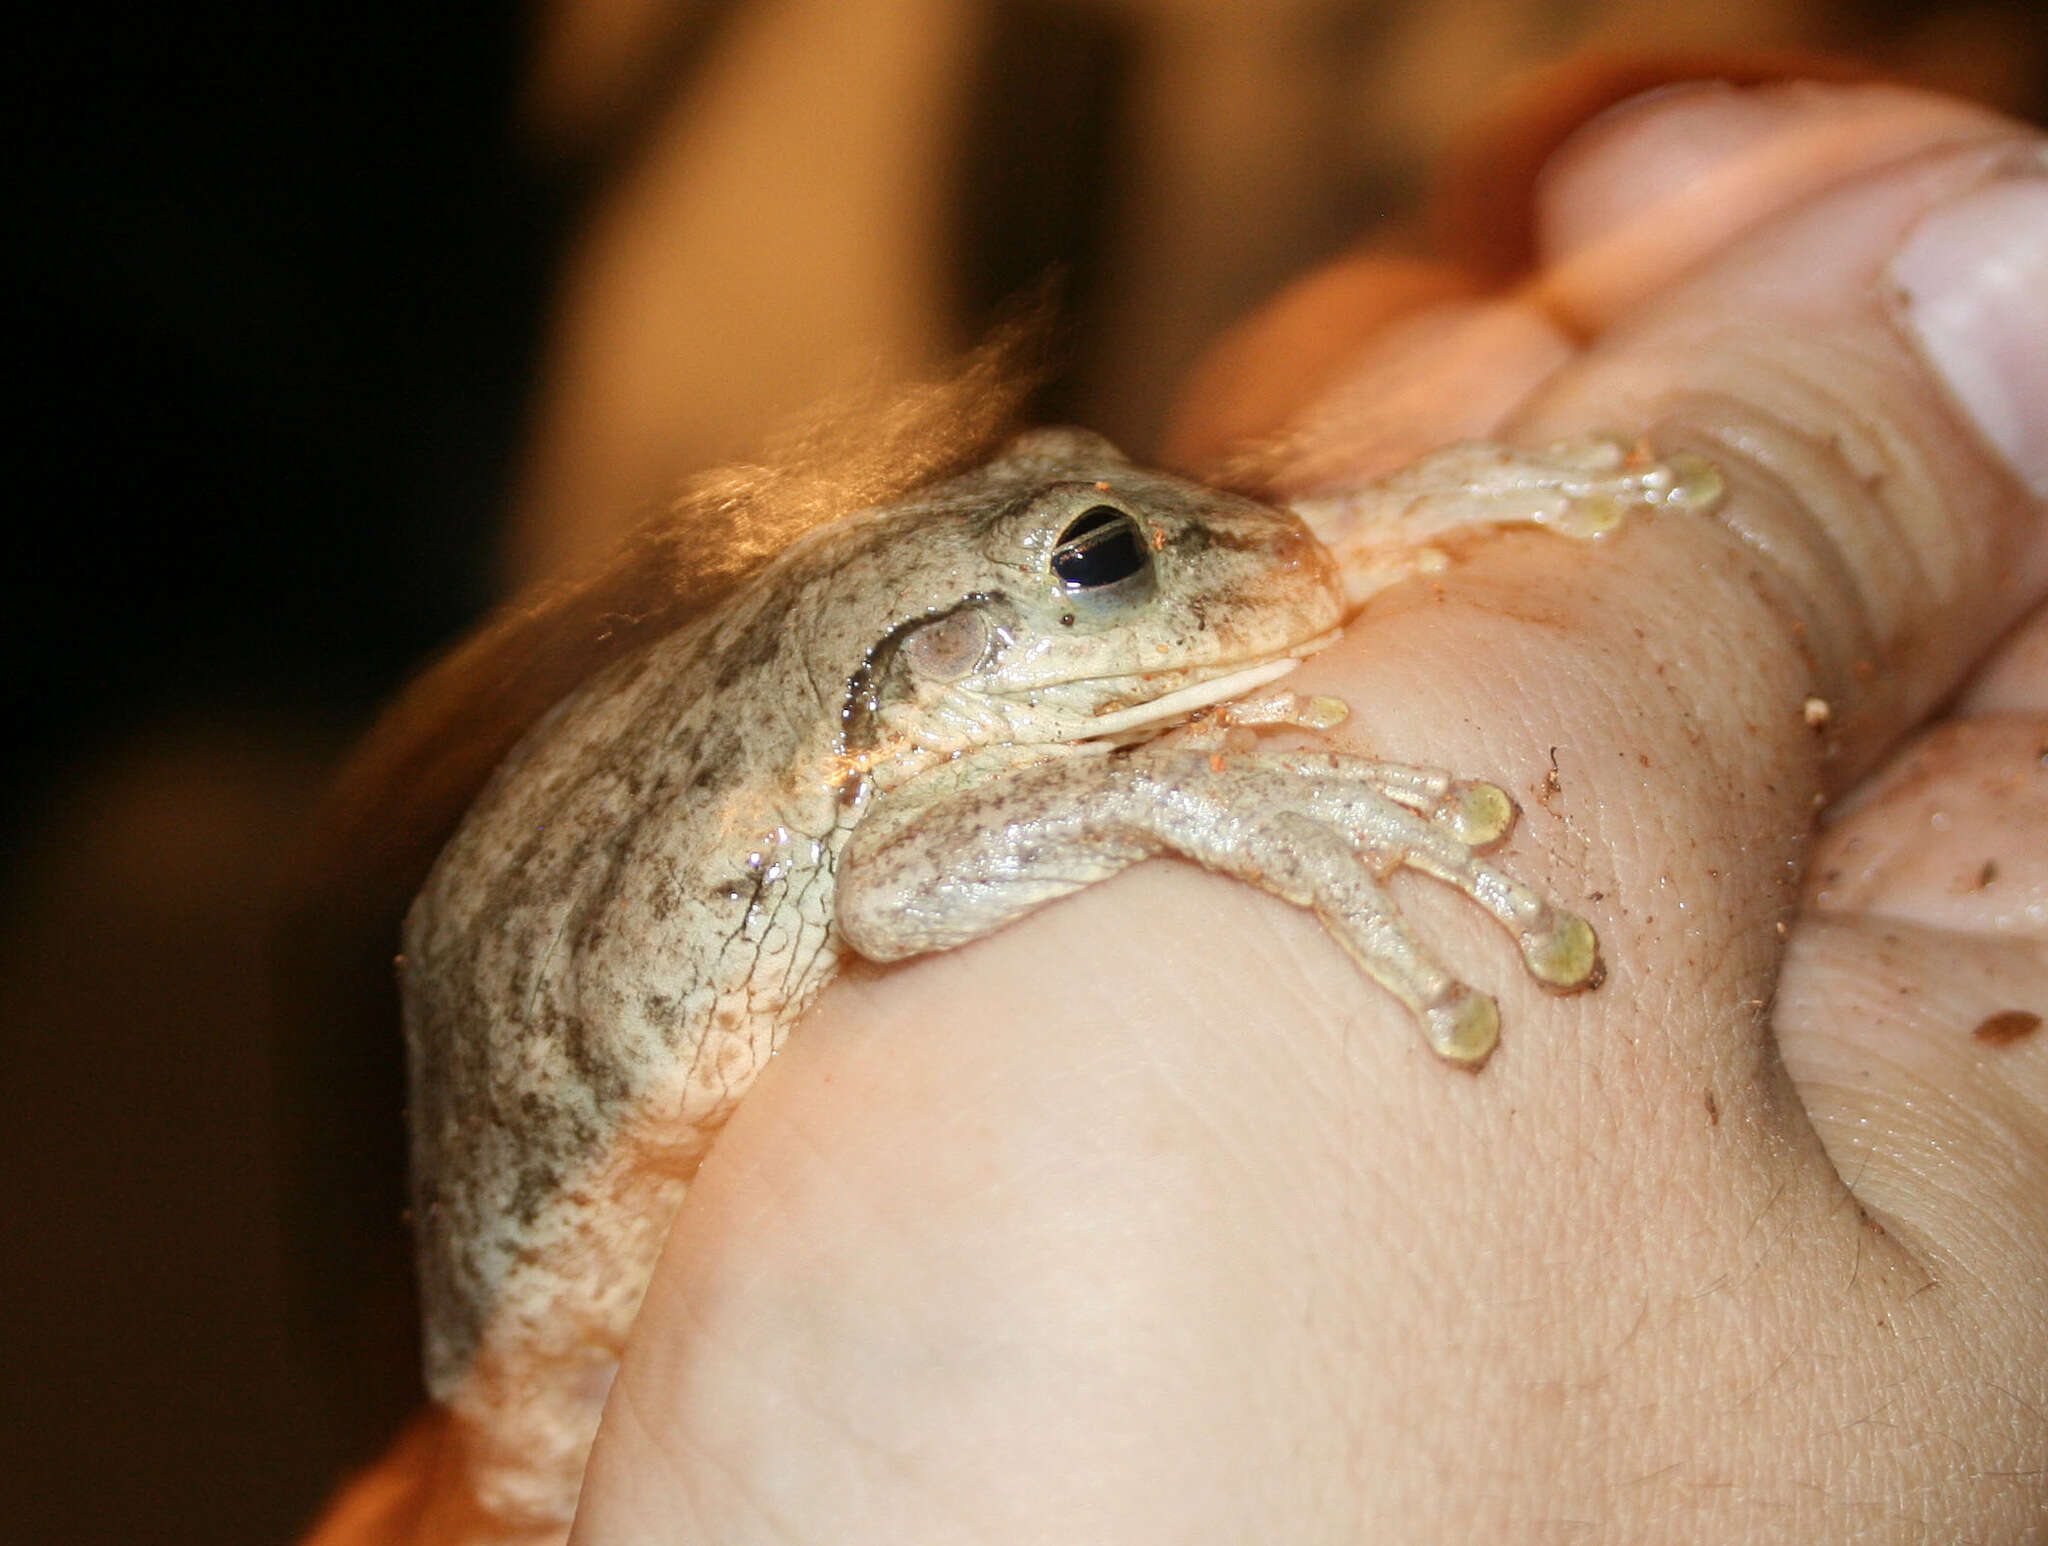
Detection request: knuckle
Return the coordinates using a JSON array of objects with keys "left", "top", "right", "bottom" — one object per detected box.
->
[{"left": 1636, "top": 316, "right": 2027, "bottom": 769}]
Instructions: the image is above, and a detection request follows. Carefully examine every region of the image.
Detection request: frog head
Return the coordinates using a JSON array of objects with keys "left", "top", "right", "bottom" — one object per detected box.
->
[{"left": 838, "top": 430, "right": 1344, "bottom": 777}]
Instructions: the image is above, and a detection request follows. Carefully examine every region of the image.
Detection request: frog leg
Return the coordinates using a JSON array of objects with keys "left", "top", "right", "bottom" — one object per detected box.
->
[
  {"left": 1286, "top": 438, "right": 1724, "bottom": 610},
  {"left": 839, "top": 751, "right": 1568, "bottom": 1065},
  {"left": 836, "top": 756, "right": 1158, "bottom": 961},
  {"left": 1290, "top": 438, "right": 1724, "bottom": 547},
  {"left": 1293, "top": 765, "right": 1600, "bottom": 992},
  {"left": 1214, "top": 808, "right": 1503, "bottom": 1065},
  {"left": 1159, "top": 714, "right": 1520, "bottom": 848},
  {"left": 1396, "top": 841, "right": 1600, "bottom": 992},
  {"left": 1259, "top": 749, "right": 1519, "bottom": 847}
]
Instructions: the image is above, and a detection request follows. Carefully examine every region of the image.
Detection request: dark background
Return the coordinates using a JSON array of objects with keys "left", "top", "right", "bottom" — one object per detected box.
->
[
  {"left": 5, "top": 3, "right": 2042, "bottom": 1541},
  {"left": 10, "top": 11, "right": 556, "bottom": 1538}
]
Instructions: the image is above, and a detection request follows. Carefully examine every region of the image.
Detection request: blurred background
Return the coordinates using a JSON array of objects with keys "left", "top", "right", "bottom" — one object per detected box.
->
[{"left": 5, "top": 1, "right": 2043, "bottom": 1539}]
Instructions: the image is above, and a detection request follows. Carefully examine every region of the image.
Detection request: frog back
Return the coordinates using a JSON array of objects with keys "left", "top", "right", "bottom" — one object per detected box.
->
[{"left": 401, "top": 583, "right": 848, "bottom": 1392}]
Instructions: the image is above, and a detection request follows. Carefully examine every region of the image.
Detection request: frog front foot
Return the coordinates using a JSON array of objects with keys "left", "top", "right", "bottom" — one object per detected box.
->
[
  {"left": 1288, "top": 437, "right": 1726, "bottom": 610},
  {"left": 837, "top": 738, "right": 1598, "bottom": 1068}
]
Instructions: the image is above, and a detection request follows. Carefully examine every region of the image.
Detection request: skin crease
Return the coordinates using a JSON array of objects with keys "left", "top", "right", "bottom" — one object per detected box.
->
[
  {"left": 302, "top": 81, "right": 2045, "bottom": 1545},
  {"left": 548, "top": 83, "right": 2048, "bottom": 1545}
]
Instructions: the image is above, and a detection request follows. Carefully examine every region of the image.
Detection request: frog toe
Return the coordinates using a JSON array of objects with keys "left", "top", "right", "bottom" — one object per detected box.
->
[
  {"left": 1430, "top": 781, "right": 1515, "bottom": 847},
  {"left": 1520, "top": 911, "right": 1600, "bottom": 990},
  {"left": 1422, "top": 986, "right": 1500, "bottom": 1068}
]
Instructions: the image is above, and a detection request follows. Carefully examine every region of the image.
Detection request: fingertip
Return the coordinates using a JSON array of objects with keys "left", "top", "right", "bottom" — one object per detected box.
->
[
  {"left": 1889, "top": 165, "right": 2048, "bottom": 498},
  {"left": 1530, "top": 78, "right": 2022, "bottom": 328},
  {"left": 1430, "top": 51, "right": 1888, "bottom": 282},
  {"left": 1774, "top": 909, "right": 2048, "bottom": 1273}
]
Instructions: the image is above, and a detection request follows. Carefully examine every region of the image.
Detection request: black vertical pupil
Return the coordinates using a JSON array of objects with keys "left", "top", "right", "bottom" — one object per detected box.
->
[{"left": 1051, "top": 506, "right": 1148, "bottom": 589}]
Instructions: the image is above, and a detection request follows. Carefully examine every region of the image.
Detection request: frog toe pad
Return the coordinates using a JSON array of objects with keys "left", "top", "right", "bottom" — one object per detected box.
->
[
  {"left": 1520, "top": 911, "right": 1599, "bottom": 989},
  {"left": 1423, "top": 987, "right": 1501, "bottom": 1067}
]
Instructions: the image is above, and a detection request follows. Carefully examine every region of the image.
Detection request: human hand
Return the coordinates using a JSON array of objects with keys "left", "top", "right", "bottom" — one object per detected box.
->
[{"left": 567, "top": 80, "right": 2048, "bottom": 1544}]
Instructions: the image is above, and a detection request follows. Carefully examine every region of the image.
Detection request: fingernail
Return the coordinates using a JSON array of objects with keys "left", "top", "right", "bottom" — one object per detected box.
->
[{"left": 1889, "top": 158, "right": 2048, "bottom": 497}]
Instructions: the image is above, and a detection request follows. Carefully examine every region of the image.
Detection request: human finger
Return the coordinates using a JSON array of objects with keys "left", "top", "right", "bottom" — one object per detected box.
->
[
  {"left": 1493, "top": 130, "right": 2048, "bottom": 779},
  {"left": 1164, "top": 81, "right": 2024, "bottom": 493},
  {"left": 1532, "top": 79, "right": 2017, "bottom": 327},
  {"left": 1770, "top": 565, "right": 2048, "bottom": 1290},
  {"left": 1284, "top": 88, "right": 2048, "bottom": 1360},
  {"left": 1781, "top": 707, "right": 2048, "bottom": 1250}
]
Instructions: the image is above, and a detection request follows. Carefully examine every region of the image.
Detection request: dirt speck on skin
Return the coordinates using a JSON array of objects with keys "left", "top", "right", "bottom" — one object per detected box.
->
[
  {"left": 1535, "top": 748, "right": 1562, "bottom": 816},
  {"left": 1972, "top": 1009, "right": 2042, "bottom": 1047}
]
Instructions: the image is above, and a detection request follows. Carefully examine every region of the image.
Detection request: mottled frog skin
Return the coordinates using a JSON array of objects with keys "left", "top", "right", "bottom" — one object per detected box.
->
[{"left": 402, "top": 427, "right": 1720, "bottom": 1539}]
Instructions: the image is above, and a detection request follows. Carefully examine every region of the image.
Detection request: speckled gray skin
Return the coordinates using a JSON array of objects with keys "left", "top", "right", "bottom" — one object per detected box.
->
[{"left": 404, "top": 428, "right": 1717, "bottom": 1539}]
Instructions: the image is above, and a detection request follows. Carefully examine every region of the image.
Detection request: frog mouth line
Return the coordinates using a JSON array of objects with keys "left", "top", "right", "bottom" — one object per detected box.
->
[{"left": 1075, "top": 628, "right": 1342, "bottom": 741}]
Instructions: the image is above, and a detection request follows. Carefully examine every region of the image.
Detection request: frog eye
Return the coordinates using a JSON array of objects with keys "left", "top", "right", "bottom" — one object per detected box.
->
[
  {"left": 1051, "top": 506, "right": 1150, "bottom": 591},
  {"left": 900, "top": 607, "right": 992, "bottom": 682}
]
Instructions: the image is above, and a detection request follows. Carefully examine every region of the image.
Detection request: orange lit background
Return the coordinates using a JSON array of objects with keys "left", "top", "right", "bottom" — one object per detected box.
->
[{"left": 5, "top": 3, "right": 2041, "bottom": 1540}]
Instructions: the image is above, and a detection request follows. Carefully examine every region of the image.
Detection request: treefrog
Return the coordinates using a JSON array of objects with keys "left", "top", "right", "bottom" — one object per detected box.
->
[{"left": 400, "top": 427, "right": 1720, "bottom": 1539}]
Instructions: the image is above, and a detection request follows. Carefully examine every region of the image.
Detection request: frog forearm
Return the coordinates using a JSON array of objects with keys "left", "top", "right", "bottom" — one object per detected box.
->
[
  {"left": 1289, "top": 437, "right": 1724, "bottom": 611},
  {"left": 839, "top": 744, "right": 1596, "bottom": 1065}
]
